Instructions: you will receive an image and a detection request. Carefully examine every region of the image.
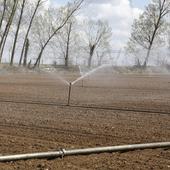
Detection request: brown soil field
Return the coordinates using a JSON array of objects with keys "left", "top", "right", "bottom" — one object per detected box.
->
[{"left": 0, "top": 72, "right": 169, "bottom": 170}]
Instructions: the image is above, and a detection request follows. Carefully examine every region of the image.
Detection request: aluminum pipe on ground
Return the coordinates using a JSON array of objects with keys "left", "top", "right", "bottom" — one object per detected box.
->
[{"left": 0, "top": 142, "right": 170, "bottom": 162}]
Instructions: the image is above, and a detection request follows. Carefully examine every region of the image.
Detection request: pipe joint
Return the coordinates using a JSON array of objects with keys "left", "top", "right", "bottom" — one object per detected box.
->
[{"left": 59, "top": 148, "right": 66, "bottom": 159}]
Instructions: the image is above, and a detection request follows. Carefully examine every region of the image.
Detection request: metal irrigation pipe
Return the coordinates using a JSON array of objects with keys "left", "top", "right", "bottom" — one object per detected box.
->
[
  {"left": 81, "top": 79, "right": 84, "bottom": 87},
  {"left": 0, "top": 142, "right": 170, "bottom": 162},
  {"left": 67, "top": 82, "right": 72, "bottom": 106}
]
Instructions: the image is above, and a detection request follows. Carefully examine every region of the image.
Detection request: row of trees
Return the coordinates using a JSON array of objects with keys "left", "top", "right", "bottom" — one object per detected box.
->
[
  {"left": 0, "top": 0, "right": 112, "bottom": 68},
  {"left": 2, "top": 0, "right": 170, "bottom": 69},
  {"left": 126, "top": 0, "right": 170, "bottom": 67}
]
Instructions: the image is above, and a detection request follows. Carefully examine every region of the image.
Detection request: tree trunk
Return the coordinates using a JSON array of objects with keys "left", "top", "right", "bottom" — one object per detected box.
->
[
  {"left": 28, "top": 59, "right": 32, "bottom": 68},
  {"left": 19, "top": 0, "right": 42, "bottom": 66},
  {"left": 23, "top": 38, "right": 29, "bottom": 66},
  {"left": 10, "top": 0, "right": 26, "bottom": 66},
  {"left": 136, "top": 58, "right": 141, "bottom": 67},
  {"left": 33, "top": 49, "right": 43, "bottom": 68},
  {"left": 0, "top": 33, "right": 8, "bottom": 63},
  {"left": 88, "top": 54, "right": 93, "bottom": 68},
  {"left": 65, "top": 22, "right": 72, "bottom": 67},
  {"left": 88, "top": 45, "right": 95, "bottom": 68},
  {"left": 0, "top": 0, "right": 7, "bottom": 31},
  {"left": 65, "top": 57, "right": 68, "bottom": 68},
  {"left": 0, "top": 0, "right": 18, "bottom": 52},
  {"left": 143, "top": 46, "right": 151, "bottom": 68}
]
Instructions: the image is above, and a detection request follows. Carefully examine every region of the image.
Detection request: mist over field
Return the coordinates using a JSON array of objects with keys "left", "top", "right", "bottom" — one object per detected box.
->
[{"left": 0, "top": 1, "right": 169, "bottom": 170}]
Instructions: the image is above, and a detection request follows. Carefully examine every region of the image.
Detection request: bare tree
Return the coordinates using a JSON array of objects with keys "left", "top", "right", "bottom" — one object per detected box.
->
[
  {"left": 10, "top": 0, "right": 26, "bottom": 66},
  {"left": 0, "top": 0, "right": 18, "bottom": 62},
  {"left": 33, "top": 0, "right": 84, "bottom": 68},
  {"left": 127, "top": 0, "right": 170, "bottom": 67},
  {"left": 53, "top": 16, "right": 80, "bottom": 67},
  {"left": 96, "top": 42, "right": 112, "bottom": 66},
  {"left": 125, "top": 40, "right": 144, "bottom": 67},
  {"left": 0, "top": 0, "right": 7, "bottom": 31},
  {"left": 64, "top": 21, "right": 72, "bottom": 67},
  {"left": 19, "top": 0, "right": 43, "bottom": 66},
  {"left": 82, "top": 19, "right": 112, "bottom": 68}
]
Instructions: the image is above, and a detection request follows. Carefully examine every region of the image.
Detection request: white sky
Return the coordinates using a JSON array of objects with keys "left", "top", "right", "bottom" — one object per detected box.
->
[{"left": 49, "top": 0, "right": 144, "bottom": 50}]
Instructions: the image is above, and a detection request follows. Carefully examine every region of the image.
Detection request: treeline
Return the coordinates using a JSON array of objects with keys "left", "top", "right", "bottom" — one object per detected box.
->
[
  {"left": 0, "top": 0, "right": 112, "bottom": 68},
  {"left": 126, "top": 0, "right": 170, "bottom": 67}
]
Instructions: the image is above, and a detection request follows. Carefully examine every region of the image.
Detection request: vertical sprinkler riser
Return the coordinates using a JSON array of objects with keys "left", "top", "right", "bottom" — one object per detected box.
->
[
  {"left": 67, "top": 82, "right": 72, "bottom": 106},
  {"left": 82, "top": 79, "right": 84, "bottom": 87}
]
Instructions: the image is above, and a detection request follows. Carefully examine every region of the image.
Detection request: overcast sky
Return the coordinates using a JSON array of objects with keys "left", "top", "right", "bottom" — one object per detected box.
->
[
  {"left": 53, "top": 0, "right": 148, "bottom": 9},
  {"left": 50, "top": 0, "right": 149, "bottom": 49}
]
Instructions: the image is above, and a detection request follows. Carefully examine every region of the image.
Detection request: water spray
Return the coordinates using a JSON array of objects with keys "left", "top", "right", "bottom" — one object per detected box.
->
[
  {"left": 45, "top": 64, "right": 112, "bottom": 106},
  {"left": 67, "top": 82, "right": 72, "bottom": 106},
  {"left": 66, "top": 64, "right": 111, "bottom": 105},
  {"left": 72, "top": 64, "right": 110, "bottom": 85}
]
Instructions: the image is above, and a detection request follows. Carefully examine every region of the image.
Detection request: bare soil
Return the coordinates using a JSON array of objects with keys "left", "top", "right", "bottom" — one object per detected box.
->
[{"left": 0, "top": 72, "right": 169, "bottom": 170}]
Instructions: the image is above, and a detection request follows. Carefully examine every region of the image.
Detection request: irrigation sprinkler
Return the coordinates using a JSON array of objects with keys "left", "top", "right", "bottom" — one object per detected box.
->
[
  {"left": 66, "top": 65, "right": 111, "bottom": 105},
  {"left": 48, "top": 64, "right": 112, "bottom": 106},
  {"left": 67, "top": 82, "right": 72, "bottom": 106}
]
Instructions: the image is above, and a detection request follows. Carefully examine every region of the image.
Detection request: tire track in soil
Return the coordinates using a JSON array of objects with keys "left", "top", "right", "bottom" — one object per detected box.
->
[
  {"left": 0, "top": 133, "right": 64, "bottom": 146},
  {"left": 0, "top": 98, "right": 169, "bottom": 115},
  {"left": 0, "top": 122, "right": 114, "bottom": 139}
]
